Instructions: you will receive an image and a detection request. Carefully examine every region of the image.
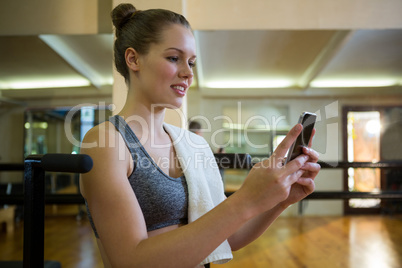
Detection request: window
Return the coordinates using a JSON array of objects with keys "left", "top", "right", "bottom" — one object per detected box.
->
[
  {"left": 346, "top": 111, "right": 381, "bottom": 208},
  {"left": 343, "top": 106, "right": 402, "bottom": 214}
]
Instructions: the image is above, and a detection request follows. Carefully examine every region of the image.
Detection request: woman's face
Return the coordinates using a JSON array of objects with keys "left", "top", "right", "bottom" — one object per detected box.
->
[{"left": 135, "top": 24, "right": 196, "bottom": 109}]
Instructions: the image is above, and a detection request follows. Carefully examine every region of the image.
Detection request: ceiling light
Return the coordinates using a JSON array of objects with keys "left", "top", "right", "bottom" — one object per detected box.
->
[
  {"left": 310, "top": 79, "right": 397, "bottom": 88},
  {"left": 1, "top": 78, "right": 91, "bottom": 89},
  {"left": 24, "top": 122, "right": 48, "bottom": 129},
  {"left": 205, "top": 79, "right": 293, "bottom": 89},
  {"left": 39, "top": 35, "right": 113, "bottom": 89}
]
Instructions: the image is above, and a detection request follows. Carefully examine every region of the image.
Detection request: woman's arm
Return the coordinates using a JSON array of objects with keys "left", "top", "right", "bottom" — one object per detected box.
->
[{"left": 80, "top": 123, "right": 311, "bottom": 268}]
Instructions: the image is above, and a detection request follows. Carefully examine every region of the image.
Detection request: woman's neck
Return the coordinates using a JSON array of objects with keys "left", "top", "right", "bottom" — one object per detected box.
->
[{"left": 118, "top": 99, "right": 166, "bottom": 136}]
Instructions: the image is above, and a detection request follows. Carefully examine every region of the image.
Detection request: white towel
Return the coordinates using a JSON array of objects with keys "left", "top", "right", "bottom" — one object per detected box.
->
[{"left": 163, "top": 123, "right": 233, "bottom": 265}]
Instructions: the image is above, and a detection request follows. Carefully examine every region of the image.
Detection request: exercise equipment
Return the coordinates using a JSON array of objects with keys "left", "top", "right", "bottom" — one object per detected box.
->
[{"left": 1, "top": 154, "right": 92, "bottom": 268}]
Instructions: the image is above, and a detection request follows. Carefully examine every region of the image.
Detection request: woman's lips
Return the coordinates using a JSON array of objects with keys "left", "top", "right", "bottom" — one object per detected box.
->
[{"left": 171, "top": 84, "right": 187, "bottom": 96}]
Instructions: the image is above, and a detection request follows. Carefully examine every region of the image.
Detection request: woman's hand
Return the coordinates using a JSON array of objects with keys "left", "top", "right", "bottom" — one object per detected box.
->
[
  {"left": 237, "top": 124, "right": 318, "bottom": 215},
  {"left": 280, "top": 147, "right": 320, "bottom": 207},
  {"left": 280, "top": 127, "right": 320, "bottom": 207}
]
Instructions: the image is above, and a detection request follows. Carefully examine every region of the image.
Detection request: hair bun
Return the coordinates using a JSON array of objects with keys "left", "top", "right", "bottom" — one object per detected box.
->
[{"left": 111, "top": 3, "right": 137, "bottom": 32}]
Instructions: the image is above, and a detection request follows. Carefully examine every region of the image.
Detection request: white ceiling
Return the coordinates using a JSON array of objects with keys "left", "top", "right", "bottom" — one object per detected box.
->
[
  {"left": 196, "top": 29, "right": 402, "bottom": 97},
  {"left": 0, "top": 34, "right": 114, "bottom": 102},
  {"left": 0, "top": 29, "right": 401, "bottom": 103}
]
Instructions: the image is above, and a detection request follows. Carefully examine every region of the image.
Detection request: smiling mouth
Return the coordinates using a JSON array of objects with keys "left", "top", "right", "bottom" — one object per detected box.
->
[{"left": 171, "top": 85, "right": 185, "bottom": 92}]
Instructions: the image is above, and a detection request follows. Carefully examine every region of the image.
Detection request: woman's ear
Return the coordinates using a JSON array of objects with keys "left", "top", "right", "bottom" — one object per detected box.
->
[{"left": 125, "top": 48, "right": 140, "bottom": 72}]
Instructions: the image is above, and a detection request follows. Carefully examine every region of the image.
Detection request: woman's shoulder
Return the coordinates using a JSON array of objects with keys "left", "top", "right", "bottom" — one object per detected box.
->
[
  {"left": 79, "top": 120, "right": 132, "bottom": 197},
  {"left": 80, "top": 120, "right": 132, "bottom": 174},
  {"left": 82, "top": 120, "right": 118, "bottom": 144},
  {"left": 80, "top": 120, "right": 125, "bottom": 157}
]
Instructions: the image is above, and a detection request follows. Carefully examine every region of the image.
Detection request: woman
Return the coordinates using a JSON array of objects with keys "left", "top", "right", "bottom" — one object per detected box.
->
[{"left": 80, "top": 3, "right": 320, "bottom": 268}]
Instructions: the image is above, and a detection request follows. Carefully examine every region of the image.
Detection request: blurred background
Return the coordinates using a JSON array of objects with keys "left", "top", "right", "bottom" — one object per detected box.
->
[{"left": 0, "top": 0, "right": 401, "bottom": 218}]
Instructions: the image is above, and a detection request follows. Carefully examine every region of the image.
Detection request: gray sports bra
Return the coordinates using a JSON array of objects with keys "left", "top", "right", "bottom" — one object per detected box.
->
[{"left": 85, "top": 115, "right": 189, "bottom": 238}]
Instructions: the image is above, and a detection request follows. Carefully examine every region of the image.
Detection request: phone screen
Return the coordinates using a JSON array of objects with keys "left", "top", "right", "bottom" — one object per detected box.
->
[{"left": 286, "top": 112, "right": 316, "bottom": 163}]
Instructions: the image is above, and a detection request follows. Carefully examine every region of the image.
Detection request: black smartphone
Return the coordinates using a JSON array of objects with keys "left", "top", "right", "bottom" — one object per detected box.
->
[{"left": 285, "top": 112, "right": 317, "bottom": 164}]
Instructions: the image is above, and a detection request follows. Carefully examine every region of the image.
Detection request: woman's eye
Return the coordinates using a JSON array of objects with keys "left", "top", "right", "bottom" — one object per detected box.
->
[
  {"left": 189, "top": 61, "right": 196, "bottom": 68},
  {"left": 167, "top": 56, "right": 179, "bottom": 62}
]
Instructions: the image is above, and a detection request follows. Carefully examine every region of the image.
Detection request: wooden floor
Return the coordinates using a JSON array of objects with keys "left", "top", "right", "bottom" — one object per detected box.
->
[
  {"left": 221, "top": 215, "right": 402, "bottom": 268},
  {"left": 1, "top": 209, "right": 401, "bottom": 268}
]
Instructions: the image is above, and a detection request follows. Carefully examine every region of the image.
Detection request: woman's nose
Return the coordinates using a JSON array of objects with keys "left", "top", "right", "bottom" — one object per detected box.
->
[{"left": 179, "top": 64, "right": 194, "bottom": 79}]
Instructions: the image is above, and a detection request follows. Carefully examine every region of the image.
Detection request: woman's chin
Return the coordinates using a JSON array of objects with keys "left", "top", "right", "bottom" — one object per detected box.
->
[{"left": 152, "top": 101, "right": 183, "bottom": 111}]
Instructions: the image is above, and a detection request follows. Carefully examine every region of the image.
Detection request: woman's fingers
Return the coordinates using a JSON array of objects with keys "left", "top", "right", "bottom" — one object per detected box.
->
[
  {"left": 301, "top": 162, "right": 321, "bottom": 174},
  {"left": 296, "top": 178, "right": 315, "bottom": 194},
  {"left": 299, "top": 162, "right": 321, "bottom": 184},
  {"left": 273, "top": 124, "right": 303, "bottom": 159},
  {"left": 282, "top": 152, "right": 320, "bottom": 185},
  {"left": 281, "top": 154, "right": 309, "bottom": 179},
  {"left": 302, "top": 146, "right": 320, "bottom": 163}
]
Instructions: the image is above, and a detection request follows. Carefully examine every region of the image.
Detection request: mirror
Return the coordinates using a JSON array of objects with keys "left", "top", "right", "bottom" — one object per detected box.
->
[{"left": 23, "top": 105, "right": 112, "bottom": 200}]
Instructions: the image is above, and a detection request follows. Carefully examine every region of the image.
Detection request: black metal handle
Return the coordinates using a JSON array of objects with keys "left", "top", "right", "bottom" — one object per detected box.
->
[
  {"left": 41, "top": 154, "right": 93, "bottom": 173},
  {"left": 25, "top": 154, "right": 93, "bottom": 173},
  {"left": 23, "top": 153, "right": 92, "bottom": 268}
]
